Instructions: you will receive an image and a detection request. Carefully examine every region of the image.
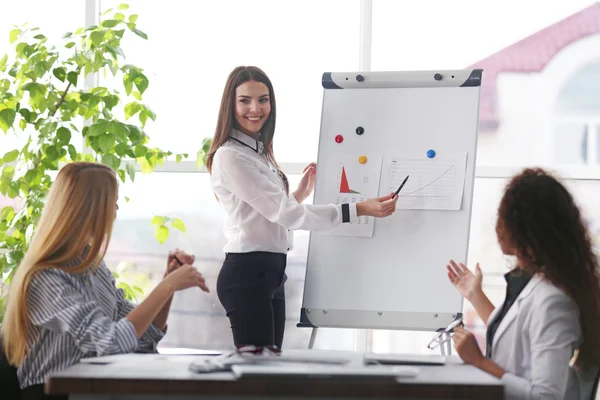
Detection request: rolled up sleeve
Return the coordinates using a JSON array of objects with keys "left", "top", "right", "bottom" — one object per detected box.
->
[
  {"left": 114, "top": 287, "right": 165, "bottom": 352},
  {"left": 28, "top": 269, "right": 138, "bottom": 356}
]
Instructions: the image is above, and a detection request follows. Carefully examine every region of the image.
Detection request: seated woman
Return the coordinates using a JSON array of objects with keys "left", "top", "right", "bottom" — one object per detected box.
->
[
  {"left": 2, "top": 162, "right": 210, "bottom": 400},
  {"left": 447, "top": 168, "right": 600, "bottom": 400}
]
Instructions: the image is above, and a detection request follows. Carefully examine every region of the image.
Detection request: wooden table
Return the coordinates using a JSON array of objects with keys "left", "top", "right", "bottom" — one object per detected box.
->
[{"left": 46, "top": 350, "right": 503, "bottom": 399}]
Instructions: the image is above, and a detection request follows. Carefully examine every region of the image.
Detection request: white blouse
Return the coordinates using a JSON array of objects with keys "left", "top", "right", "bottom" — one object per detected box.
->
[{"left": 210, "top": 129, "right": 357, "bottom": 254}]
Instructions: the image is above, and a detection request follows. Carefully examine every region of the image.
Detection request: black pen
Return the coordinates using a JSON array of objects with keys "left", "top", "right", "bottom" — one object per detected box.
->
[
  {"left": 173, "top": 255, "right": 184, "bottom": 266},
  {"left": 393, "top": 175, "right": 410, "bottom": 198}
]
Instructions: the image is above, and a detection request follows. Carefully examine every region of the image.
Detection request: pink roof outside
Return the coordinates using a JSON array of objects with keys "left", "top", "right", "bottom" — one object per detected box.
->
[{"left": 468, "top": 2, "right": 600, "bottom": 131}]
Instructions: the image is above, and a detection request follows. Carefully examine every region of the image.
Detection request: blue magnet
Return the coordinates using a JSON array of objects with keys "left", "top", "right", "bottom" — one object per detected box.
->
[{"left": 426, "top": 149, "right": 436, "bottom": 158}]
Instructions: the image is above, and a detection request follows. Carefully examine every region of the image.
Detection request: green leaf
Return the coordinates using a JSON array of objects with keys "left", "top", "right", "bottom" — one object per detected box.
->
[
  {"left": 170, "top": 218, "right": 186, "bottom": 233},
  {"left": 134, "top": 145, "right": 147, "bottom": 157},
  {"left": 117, "top": 169, "right": 126, "bottom": 183},
  {"left": 34, "top": 61, "right": 49, "bottom": 77},
  {"left": 132, "top": 91, "right": 142, "bottom": 101},
  {"left": 102, "top": 20, "right": 119, "bottom": 28},
  {"left": 99, "top": 133, "right": 115, "bottom": 153},
  {"left": 65, "top": 42, "right": 76, "bottom": 49},
  {"left": 102, "top": 8, "right": 114, "bottom": 16},
  {"left": 151, "top": 216, "right": 168, "bottom": 225},
  {"left": 7, "top": 183, "right": 18, "bottom": 198},
  {"left": 118, "top": 3, "right": 130, "bottom": 9},
  {"left": 2, "top": 149, "right": 19, "bottom": 163},
  {"left": 176, "top": 154, "right": 182, "bottom": 163},
  {"left": 63, "top": 31, "right": 73, "bottom": 38},
  {"left": 67, "top": 71, "right": 78, "bottom": 86},
  {"left": 130, "top": 28, "right": 148, "bottom": 40},
  {"left": 202, "top": 137, "right": 212, "bottom": 151},
  {"left": 154, "top": 225, "right": 169, "bottom": 244},
  {"left": 19, "top": 119, "right": 26, "bottom": 130},
  {"left": 115, "top": 143, "right": 129, "bottom": 157},
  {"left": 98, "top": 133, "right": 115, "bottom": 153},
  {"left": 124, "top": 102, "right": 141, "bottom": 119},
  {"left": 88, "top": 120, "right": 109, "bottom": 136},
  {"left": 0, "top": 109, "right": 16, "bottom": 133},
  {"left": 68, "top": 144, "right": 77, "bottom": 160},
  {"left": 57, "top": 127, "right": 71, "bottom": 143},
  {"left": 114, "top": 13, "right": 125, "bottom": 21},
  {"left": 123, "top": 79, "right": 133, "bottom": 96},
  {"left": 0, "top": 54, "right": 8, "bottom": 69},
  {"left": 124, "top": 196, "right": 130, "bottom": 202},
  {"left": 18, "top": 108, "right": 32, "bottom": 122},
  {"left": 9, "top": 29, "right": 20, "bottom": 44},
  {"left": 139, "top": 111, "right": 148, "bottom": 127},
  {"left": 108, "top": 121, "right": 129, "bottom": 140},
  {"left": 103, "top": 95, "right": 119, "bottom": 110},
  {"left": 33, "top": 34, "right": 46, "bottom": 40},
  {"left": 126, "top": 162, "right": 136, "bottom": 182},
  {"left": 129, "top": 14, "right": 138, "bottom": 23},
  {"left": 1, "top": 206, "right": 15, "bottom": 222},
  {"left": 133, "top": 73, "right": 148, "bottom": 94},
  {"left": 196, "top": 148, "right": 205, "bottom": 169},
  {"left": 53, "top": 67, "right": 67, "bottom": 82},
  {"left": 46, "top": 146, "right": 59, "bottom": 161},
  {"left": 101, "top": 153, "right": 120, "bottom": 170},
  {"left": 90, "top": 31, "right": 104, "bottom": 46}
]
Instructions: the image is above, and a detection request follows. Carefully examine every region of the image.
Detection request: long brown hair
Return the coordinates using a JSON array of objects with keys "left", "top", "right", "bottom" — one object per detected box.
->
[
  {"left": 497, "top": 168, "right": 600, "bottom": 371},
  {"left": 206, "top": 66, "right": 288, "bottom": 193},
  {"left": 2, "top": 162, "right": 118, "bottom": 366}
]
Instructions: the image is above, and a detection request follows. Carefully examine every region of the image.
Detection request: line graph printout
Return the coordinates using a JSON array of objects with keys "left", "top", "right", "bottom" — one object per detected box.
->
[
  {"left": 383, "top": 153, "right": 467, "bottom": 210},
  {"left": 318, "top": 154, "right": 382, "bottom": 237}
]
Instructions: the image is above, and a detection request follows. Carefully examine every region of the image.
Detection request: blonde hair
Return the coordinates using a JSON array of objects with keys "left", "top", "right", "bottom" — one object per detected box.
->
[{"left": 2, "top": 162, "right": 118, "bottom": 366}]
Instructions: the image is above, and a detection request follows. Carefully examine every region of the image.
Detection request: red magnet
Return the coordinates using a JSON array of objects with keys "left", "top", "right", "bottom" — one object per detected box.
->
[{"left": 335, "top": 135, "right": 344, "bottom": 143}]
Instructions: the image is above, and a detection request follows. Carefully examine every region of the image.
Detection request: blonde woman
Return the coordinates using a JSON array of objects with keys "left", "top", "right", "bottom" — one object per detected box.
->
[{"left": 2, "top": 162, "right": 209, "bottom": 400}]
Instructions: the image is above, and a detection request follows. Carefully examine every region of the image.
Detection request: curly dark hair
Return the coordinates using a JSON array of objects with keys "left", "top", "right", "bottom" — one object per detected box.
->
[{"left": 497, "top": 168, "right": 600, "bottom": 371}]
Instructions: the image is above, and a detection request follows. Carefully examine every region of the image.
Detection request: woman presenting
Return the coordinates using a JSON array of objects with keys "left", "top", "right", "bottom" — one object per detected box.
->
[{"left": 206, "top": 66, "right": 397, "bottom": 349}]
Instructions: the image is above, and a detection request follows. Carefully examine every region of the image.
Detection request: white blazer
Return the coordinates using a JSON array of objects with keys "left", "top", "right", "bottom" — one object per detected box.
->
[{"left": 487, "top": 273, "right": 597, "bottom": 400}]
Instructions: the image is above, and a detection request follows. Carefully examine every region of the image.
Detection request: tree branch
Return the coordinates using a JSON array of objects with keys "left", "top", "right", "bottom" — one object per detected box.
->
[
  {"left": 50, "top": 67, "right": 81, "bottom": 117},
  {"left": 50, "top": 81, "right": 72, "bottom": 117}
]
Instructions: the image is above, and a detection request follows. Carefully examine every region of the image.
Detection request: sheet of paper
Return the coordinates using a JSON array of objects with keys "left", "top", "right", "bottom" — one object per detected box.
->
[
  {"left": 381, "top": 154, "right": 467, "bottom": 210},
  {"left": 317, "top": 154, "right": 382, "bottom": 237}
]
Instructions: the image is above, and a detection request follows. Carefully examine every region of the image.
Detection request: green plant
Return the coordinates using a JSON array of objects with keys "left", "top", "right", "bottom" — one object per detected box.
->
[
  {"left": 196, "top": 137, "right": 212, "bottom": 169},
  {"left": 0, "top": 4, "right": 186, "bottom": 306}
]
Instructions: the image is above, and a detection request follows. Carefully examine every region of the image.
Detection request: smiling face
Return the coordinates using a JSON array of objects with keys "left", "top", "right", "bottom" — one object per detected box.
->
[{"left": 233, "top": 80, "right": 271, "bottom": 136}]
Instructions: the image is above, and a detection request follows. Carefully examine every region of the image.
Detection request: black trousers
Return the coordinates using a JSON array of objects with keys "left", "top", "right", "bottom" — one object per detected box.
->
[{"left": 216, "top": 252, "right": 287, "bottom": 349}]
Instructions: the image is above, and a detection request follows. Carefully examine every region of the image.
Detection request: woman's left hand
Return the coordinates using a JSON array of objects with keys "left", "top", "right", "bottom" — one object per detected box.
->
[
  {"left": 453, "top": 327, "right": 485, "bottom": 367},
  {"left": 165, "top": 249, "right": 195, "bottom": 277},
  {"left": 293, "top": 162, "right": 316, "bottom": 203}
]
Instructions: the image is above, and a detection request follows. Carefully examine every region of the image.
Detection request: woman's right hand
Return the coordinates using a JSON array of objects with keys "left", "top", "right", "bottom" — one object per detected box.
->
[
  {"left": 357, "top": 194, "right": 398, "bottom": 218},
  {"left": 446, "top": 260, "right": 482, "bottom": 302},
  {"left": 164, "top": 264, "right": 210, "bottom": 293}
]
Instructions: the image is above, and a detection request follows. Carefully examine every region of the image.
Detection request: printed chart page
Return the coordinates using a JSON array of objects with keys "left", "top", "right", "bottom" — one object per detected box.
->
[
  {"left": 318, "top": 154, "right": 382, "bottom": 237},
  {"left": 382, "top": 153, "right": 467, "bottom": 210}
]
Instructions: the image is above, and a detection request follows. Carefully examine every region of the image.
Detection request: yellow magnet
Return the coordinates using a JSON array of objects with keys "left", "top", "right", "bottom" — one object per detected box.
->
[{"left": 358, "top": 155, "right": 367, "bottom": 164}]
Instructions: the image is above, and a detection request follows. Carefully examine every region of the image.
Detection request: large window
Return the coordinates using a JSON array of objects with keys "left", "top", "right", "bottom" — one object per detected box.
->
[
  {"left": 99, "top": 0, "right": 360, "bottom": 163},
  {"left": 554, "top": 62, "right": 600, "bottom": 165},
  {"left": 3, "top": 0, "right": 600, "bottom": 355}
]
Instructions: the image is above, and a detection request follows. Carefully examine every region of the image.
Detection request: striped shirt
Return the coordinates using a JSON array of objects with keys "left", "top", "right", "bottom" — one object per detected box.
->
[{"left": 17, "top": 260, "right": 165, "bottom": 389}]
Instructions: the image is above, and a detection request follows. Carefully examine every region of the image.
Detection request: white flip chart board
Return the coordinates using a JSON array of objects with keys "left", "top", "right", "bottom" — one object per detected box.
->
[{"left": 300, "top": 69, "right": 482, "bottom": 332}]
